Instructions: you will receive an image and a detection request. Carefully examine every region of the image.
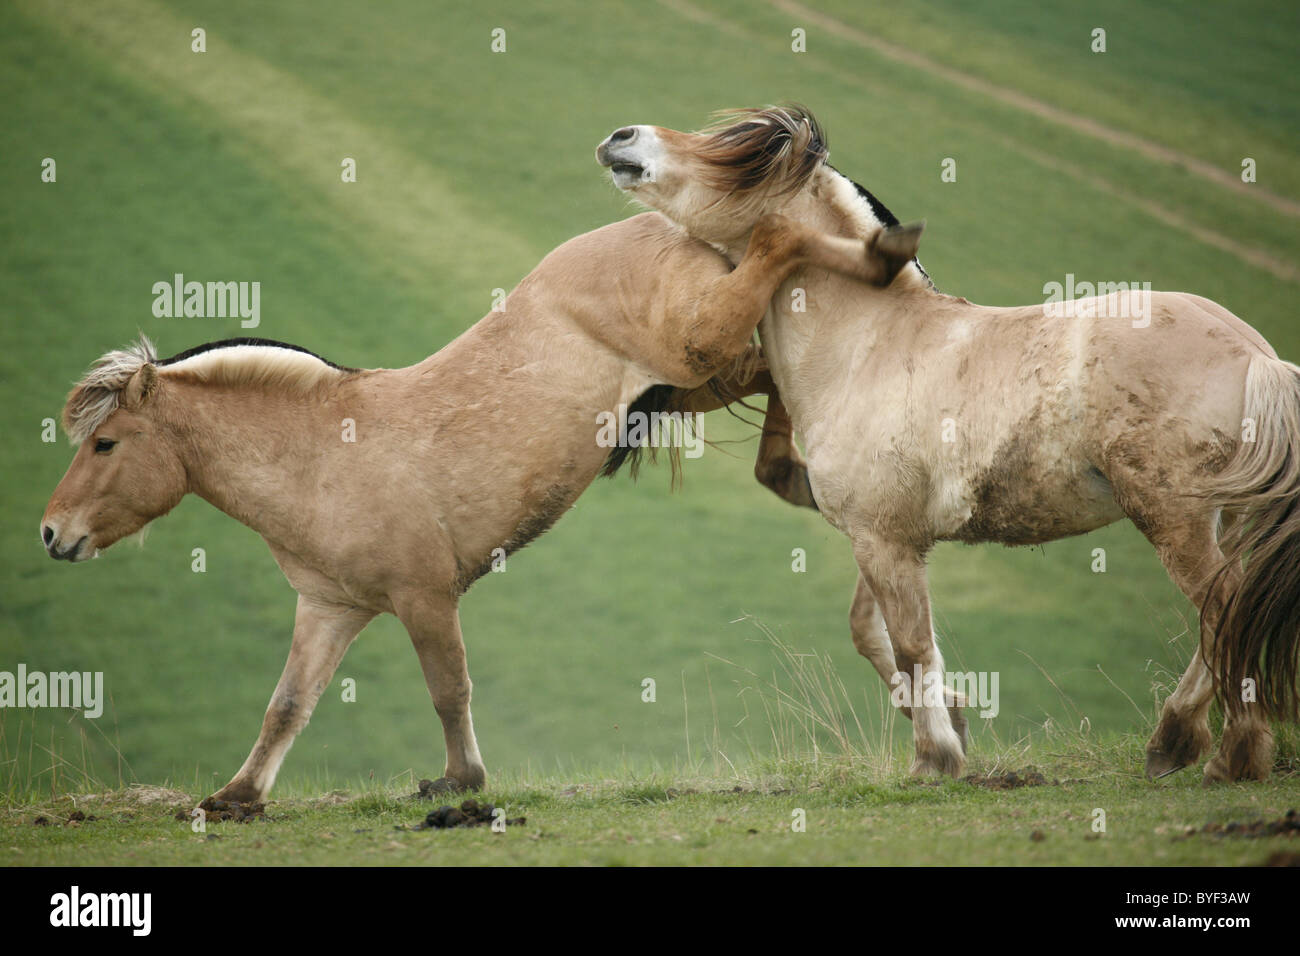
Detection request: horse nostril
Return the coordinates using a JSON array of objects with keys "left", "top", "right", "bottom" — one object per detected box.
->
[
  {"left": 42, "top": 525, "right": 54, "bottom": 546},
  {"left": 610, "top": 126, "right": 636, "bottom": 145}
]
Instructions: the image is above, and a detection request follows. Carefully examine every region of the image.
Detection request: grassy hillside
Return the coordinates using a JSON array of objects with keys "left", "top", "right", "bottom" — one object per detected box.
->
[{"left": 2, "top": 0, "right": 1297, "bottom": 821}]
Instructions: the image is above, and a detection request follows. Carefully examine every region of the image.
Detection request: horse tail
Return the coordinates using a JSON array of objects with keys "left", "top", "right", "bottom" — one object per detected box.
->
[{"left": 1207, "top": 354, "right": 1300, "bottom": 721}]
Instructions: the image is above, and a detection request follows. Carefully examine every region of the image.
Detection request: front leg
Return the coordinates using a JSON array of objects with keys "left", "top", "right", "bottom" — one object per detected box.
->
[
  {"left": 848, "top": 573, "right": 968, "bottom": 752},
  {"left": 206, "top": 597, "right": 375, "bottom": 806},
  {"left": 394, "top": 592, "right": 486, "bottom": 792},
  {"left": 673, "top": 350, "right": 817, "bottom": 510},
  {"left": 753, "top": 391, "right": 817, "bottom": 509},
  {"left": 666, "top": 215, "right": 923, "bottom": 384},
  {"left": 852, "top": 534, "right": 965, "bottom": 777}
]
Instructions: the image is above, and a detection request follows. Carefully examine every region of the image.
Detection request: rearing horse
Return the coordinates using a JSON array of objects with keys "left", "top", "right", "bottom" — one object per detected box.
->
[
  {"left": 40, "top": 207, "right": 909, "bottom": 804},
  {"left": 599, "top": 105, "right": 1300, "bottom": 783}
]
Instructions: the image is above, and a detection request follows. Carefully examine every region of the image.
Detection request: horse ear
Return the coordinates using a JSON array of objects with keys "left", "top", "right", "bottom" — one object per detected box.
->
[
  {"left": 122, "top": 364, "right": 159, "bottom": 409},
  {"left": 866, "top": 220, "right": 925, "bottom": 287}
]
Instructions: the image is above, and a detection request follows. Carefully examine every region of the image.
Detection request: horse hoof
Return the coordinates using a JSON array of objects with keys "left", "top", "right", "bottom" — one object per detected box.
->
[
  {"left": 1202, "top": 753, "right": 1271, "bottom": 785},
  {"left": 416, "top": 776, "right": 465, "bottom": 798},
  {"left": 1143, "top": 749, "right": 1186, "bottom": 780},
  {"left": 203, "top": 782, "right": 263, "bottom": 807},
  {"left": 1202, "top": 724, "right": 1274, "bottom": 784},
  {"left": 1144, "top": 717, "right": 1211, "bottom": 779},
  {"left": 910, "top": 730, "right": 966, "bottom": 778},
  {"left": 909, "top": 754, "right": 964, "bottom": 778}
]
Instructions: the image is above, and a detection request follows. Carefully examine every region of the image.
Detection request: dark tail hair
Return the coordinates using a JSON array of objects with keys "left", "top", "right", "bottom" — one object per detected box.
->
[{"left": 1207, "top": 355, "right": 1300, "bottom": 720}]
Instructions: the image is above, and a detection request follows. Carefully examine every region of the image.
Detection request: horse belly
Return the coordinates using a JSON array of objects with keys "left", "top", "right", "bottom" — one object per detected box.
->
[{"left": 947, "top": 443, "right": 1123, "bottom": 546}]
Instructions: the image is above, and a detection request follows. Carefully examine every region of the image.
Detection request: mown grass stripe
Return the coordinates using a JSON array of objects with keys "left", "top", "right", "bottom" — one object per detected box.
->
[
  {"left": 661, "top": 0, "right": 1298, "bottom": 284},
  {"left": 16, "top": 0, "right": 539, "bottom": 290}
]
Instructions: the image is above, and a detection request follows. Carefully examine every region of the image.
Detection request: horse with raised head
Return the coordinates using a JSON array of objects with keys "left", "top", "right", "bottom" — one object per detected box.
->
[
  {"left": 40, "top": 206, "right": 908, "bottom": 805},
  {"left": 598, "top": 105, "right": 1300, "bottom": 782}
]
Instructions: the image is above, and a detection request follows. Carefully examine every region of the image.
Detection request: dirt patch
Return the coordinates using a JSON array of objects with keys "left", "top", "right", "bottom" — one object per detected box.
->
[
  {"left": 178, "top": 799, "right": 267, "bottom": 823},
  {"left": 33, "top": 810, "right": 98, "bottom": 827},
  {"left": 1181, "top": 809, "right": 1299, "bottom": 840},
  {"left": 410, "top": 777, "right": 466, "bottom": 801},
  {"left": 962, "top": 768, "right": 1054, "bottom": 790},
  {"left": 1258, "top": 850, "right": 1300, "bottom": 866},
  {"left": 312, "top": 790, "right": 353, "bottom": 807},
  {"left": 122, "top": 785, "right": 193, "bottom": 807},
  {"left": 59, "top": 785, "right": 191, "bottom": 811},
  {"left": 410, "top": 799, "right": 525, "bottom": 830}
]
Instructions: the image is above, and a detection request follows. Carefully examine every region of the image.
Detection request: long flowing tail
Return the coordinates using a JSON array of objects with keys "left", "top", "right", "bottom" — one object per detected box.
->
[{"left": 1207, "top": 355, "right": 1300, "bottom": 720}]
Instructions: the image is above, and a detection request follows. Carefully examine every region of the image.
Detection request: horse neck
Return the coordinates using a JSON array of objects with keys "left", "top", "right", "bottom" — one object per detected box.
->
[
  {"left": 161, "top": 377, "right": 342, "bottom": 546},
  {"left": 754, "top": 168, "right": 932, "bottom": 412}
]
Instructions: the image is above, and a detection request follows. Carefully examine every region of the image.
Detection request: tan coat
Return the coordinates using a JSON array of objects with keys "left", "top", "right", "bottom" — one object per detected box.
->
[
  {"left": 604, "top": 105, "right": 1299, "bottom": 783},
  {"left": 42, "top": 207, "right": 894, "bottom": 803}
]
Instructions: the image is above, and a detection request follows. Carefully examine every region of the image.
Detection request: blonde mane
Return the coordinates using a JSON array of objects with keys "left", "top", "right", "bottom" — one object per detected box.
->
[
  {"left": 63, "top": 336, "right": 354, "bottom": 444},
  {"left": 694, "top": 104, "right": 828, "bottom": 198}
]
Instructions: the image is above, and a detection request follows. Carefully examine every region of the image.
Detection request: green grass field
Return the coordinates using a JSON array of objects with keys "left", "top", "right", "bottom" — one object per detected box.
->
[
  {"left": 4, "top": 739, "right": 1299, "bottom": 867},
  {"left": 1, "top": 0, "right": 1298, "bottom": 865}
]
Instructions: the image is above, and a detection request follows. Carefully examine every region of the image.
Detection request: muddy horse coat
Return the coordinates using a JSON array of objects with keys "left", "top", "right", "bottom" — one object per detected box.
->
[{"left": 599, "top": 104, "right": 1300, "bottom": 783}]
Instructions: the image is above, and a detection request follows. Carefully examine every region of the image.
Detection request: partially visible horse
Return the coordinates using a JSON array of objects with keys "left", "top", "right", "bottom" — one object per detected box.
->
[
  {"left": 598, "top": 105, "right": 1300, "bottom": 782},
  {"left": 40, "top": 209, "right": 907, "bottom": 805}
]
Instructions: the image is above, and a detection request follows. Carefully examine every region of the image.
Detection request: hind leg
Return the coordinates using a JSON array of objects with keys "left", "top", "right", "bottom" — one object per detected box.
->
[
  {"left": 849, "top": 574, "right": 968, "bottom": 752},
  {"left": 1197, "top": 519, "right": 1276, "bottom": 782},
  {"left": 1137, "top": 510, "right": 1274, "bottom": 780},
  {"left": 1145, "top": 655, "right": 1216, "bottom": 779},
  {"left": 1203, "top": 714, "right": 1274, "bottom": 783},
  {"left": 1148, "top": 622, "right": 1274, "bottom": 782},
  {"left": 1141, "top": 514, "right": 1225, "bottom": 777}
]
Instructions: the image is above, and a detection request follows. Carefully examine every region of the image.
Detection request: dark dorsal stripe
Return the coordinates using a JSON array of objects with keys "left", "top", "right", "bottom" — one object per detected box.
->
[
  {"left": 158, "top": 337, "right": 357, "bottom": 372},
  {"left": 827, "top": 165, "right": 931, "bottom": 287},
  {"left": 828, "top": 164, "right": 901, "bottom": 228}
]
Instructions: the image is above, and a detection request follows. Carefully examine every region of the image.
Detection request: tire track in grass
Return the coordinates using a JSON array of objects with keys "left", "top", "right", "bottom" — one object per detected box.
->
[
  {"left": 1001, "top": 137, "right": 1299, "bottom": 283},
  {"left": 16, "top": 0, "right": 540, "bottom": 294},
  {"left": 660, "top": 0, "right": 1299, "bottom": 284},
  {"left": 771, "top": 0, "right": 1300, "bottom": 220}
]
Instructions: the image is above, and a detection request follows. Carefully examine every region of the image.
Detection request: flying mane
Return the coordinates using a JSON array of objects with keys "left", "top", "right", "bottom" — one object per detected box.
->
[
  {"left": 696, "top": 105, "right": 930, "bottom": 286},
  {"left": 693, "top": 104, "right": 828, "bottom": 198}
]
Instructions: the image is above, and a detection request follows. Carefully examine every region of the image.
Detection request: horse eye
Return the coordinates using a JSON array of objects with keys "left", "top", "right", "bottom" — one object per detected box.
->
[{"left": 94, "top": 438, "right": 117, "bottom": 454}]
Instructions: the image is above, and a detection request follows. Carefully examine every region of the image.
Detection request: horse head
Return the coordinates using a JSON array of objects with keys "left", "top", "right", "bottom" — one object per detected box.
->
[{"left": 41, "top": 336, "right": 187, "bottom": 561}]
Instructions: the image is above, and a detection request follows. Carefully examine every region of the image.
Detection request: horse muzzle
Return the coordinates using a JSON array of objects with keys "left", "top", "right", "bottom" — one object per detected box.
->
[
  {"left": 596, "top": 126, "right": 654, "bottom": 188},
  {"left": 41, "top": 522, "right": 93, "bottom": 562}
]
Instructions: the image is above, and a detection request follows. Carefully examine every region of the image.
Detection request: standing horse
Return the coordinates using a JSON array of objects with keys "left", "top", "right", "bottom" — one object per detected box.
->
[
  {"left": 40, "top": 210, "right": 908, "bottom": 805},
  {"left": 598, "top": 105, "right": 1300, "bottom": 782}
]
